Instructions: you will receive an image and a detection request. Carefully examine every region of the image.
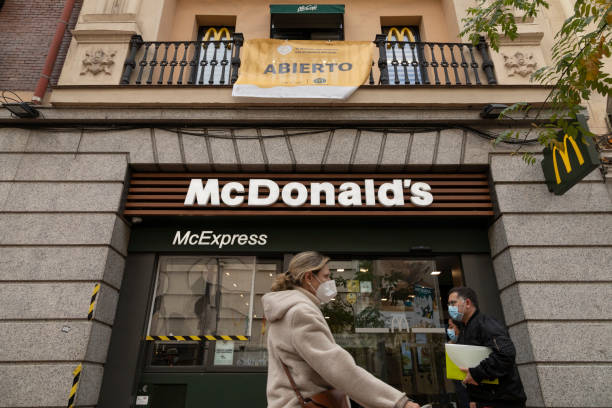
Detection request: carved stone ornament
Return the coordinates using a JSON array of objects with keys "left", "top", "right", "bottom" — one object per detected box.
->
[
  {"left": 503, "top": 51, "right": 537, "bottom": 77},
  {"left": 81, "top": 49, "right": 116, "bottom": 75}
]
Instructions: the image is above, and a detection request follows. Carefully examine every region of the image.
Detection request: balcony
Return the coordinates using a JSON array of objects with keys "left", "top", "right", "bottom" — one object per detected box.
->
[
  {"left": 50, "top": 30, "right": 552, "bottom": 110},
  {"left": 119, "top": 34, "right": 497, "bottom": 87}
]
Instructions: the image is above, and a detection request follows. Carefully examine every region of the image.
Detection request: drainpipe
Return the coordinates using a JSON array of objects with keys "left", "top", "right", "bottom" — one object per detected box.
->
[{"left": 32, "top": 0, "right": 77, "bottom": 104}]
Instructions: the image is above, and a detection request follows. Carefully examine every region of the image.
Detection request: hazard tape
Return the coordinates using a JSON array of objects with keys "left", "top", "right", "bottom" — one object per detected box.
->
[
  {"left": 67, "top": 363, "right": 82, "bottom": 408},
  {"left": 145, "top": 335, "right": 249, "bottom": 341},
  {"left": 87, "top": 283, "right": 100, "bottom": 320}
]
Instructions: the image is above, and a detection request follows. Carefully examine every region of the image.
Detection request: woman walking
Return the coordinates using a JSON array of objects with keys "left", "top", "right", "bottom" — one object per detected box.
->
[{"left": 262, "top": 251, "right": 420, "bottom": 408}]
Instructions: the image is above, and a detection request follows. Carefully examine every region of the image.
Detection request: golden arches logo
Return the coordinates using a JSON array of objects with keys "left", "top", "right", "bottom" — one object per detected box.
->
[
  {"left": 552, "top": 134, "right": 585, "bottom": 184},
  {"left": 386, "top": 27, "right": 416, "bottom": 48},
  {"left": 203, "top": 27, "right": 232, "bottom": 48}
]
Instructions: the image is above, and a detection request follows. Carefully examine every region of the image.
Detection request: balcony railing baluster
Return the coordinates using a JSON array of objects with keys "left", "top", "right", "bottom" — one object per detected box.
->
[
  {"left": 188, "top": 43, "right": 199, "bottom": 84},
  {"left": 409, "top": 43, "right": 420, "bottom": 85},
  {"left": 135, "top": 42, "right": 151, "bottom": 85},
  {"left": 120, "top": 35, "right": 142, "bottom": 85},
  {"left": 198, "top": 43, "right": 211, "bottom": 85},
  {"left": 119, "top": 34, "right": 497, "bottom": 87},
  {"left": 219, "top": 40, "right": 230, "bottom": 85},
  {"left": 208, "top": 40, "right": 219, "bottom": 85},
  {"left": 467, "top": 44, "right": 482, "bottom": 85},
  {"left": 157, "top": 43, "right": 170, "bottom": 85},
  {"left": 399, "top": 43, "right": 410, "bottom": 85},
  {"left": 230, "top": 33, "right": 244, "bottom": 85},
  {"left": 440, "top": 44, "right": 451, "bottom": 85},
  {"left": 177, "top": 42, "right": 190, "bottom": 85},
  {"left": 459, "top": 46, "right": 471, "bottom": 85},
  {"left": 449, "top": 44, "right": 461, "bottom": 85},
  {"left": 146, "top": 43, "right": 160, "bottom": 85},
  {"left": 429, "top": 43, "right": 441, "bottom": 85}
]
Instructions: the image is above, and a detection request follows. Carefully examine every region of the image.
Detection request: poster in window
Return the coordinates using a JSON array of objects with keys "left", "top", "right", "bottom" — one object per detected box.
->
[{"left": 214, "top": 341, "right": 235, "bottom": 366}]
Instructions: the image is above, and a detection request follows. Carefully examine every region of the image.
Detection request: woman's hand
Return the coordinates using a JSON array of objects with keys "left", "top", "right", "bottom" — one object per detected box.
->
[{"left": 403, "top": 402, "right": 420, "bottom": 408}]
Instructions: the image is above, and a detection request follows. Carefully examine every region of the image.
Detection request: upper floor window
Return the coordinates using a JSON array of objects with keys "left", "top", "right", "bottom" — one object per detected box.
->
[
  {"left": 382, "top": 26, "right": 422, "bottom": 85},
  {"left": 270, "top": 5, "right": 344, "bottom": 40},
  {"left": 195, "top": 26, "right": 234, "bottom": 85}
]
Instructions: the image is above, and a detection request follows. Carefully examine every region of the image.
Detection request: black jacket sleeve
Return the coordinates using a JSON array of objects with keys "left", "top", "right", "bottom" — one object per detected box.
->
[{"left": 469, "top": 316, "right": 517, "bottom": 383}]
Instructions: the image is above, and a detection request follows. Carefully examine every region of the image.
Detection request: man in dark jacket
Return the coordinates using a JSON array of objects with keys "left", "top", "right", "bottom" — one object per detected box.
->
[{"left": 447, "top": 287, "right": 527, "bottom": 408}]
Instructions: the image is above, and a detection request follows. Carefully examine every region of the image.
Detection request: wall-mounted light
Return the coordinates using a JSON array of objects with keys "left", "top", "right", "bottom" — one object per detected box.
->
[
  {"left": 2, "top": 102, "right": 40, "bottom": 118},
  {"left": 431, "top": 270, "right": 441, "bottom": 276},
  {"left": 480, "top": 103, "right": 508, "bottom": 119}
]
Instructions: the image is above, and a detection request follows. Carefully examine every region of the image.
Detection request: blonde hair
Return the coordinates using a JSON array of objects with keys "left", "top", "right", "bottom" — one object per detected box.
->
[{"left": 271, "top": 251, "right": 330, "bottom": 292}]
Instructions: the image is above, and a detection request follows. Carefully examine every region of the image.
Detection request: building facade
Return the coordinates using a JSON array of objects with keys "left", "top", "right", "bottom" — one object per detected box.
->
[{"left": 0, "top": 1, "right": 611, "bottom": 408}]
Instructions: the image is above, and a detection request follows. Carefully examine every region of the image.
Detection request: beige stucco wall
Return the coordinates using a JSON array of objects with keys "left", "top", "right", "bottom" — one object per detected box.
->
[
  {"left": 166, "top": 0, "right": 452, "bottom": 42},
  {"left": 58, "top": 0, "right": 610, "bottom": 135}
]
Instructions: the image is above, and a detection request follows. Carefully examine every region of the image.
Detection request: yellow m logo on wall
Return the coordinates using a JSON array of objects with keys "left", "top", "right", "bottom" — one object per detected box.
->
[
  {"left": 541, "top": 122, "right": 600, "bottom": 195},
  {"left": 552, "top": 134, "right": 585, "bottom": 184}
]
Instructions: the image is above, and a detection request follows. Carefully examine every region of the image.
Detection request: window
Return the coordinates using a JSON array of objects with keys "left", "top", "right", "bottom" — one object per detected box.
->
[
  {"left": 141, "top": 252, "right": 467, "bottom": 406},
  {"left": 194, "top": 26, "right": 234, "bottom": 85},
  {"left": 324, "top": 256, "right": 464, "bottom": 407},
  {"left": 145, "top": 256, "right": 281, "bottom": 370},
  {"left": 382, "top": 26, "right": 422, "bottom": 85},
  {"left": 270, "top": 11, "right": 344, "bottom": 40}
]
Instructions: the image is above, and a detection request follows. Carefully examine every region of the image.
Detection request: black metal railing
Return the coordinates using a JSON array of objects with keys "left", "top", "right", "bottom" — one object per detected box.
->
[
  {"left": 120, "top": 34, "right": 244, "bottom": 85},
  {"left": 120, "top": 33, "right": 496, "bottom": 87},
  {"left": 373, "top": 35, "right": 497, "bottom": 85}
]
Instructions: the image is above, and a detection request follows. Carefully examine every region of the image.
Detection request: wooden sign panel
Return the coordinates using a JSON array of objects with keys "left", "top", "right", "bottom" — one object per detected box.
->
[{"left": 123, "top": 172, "right": 493, "bottom": 217}]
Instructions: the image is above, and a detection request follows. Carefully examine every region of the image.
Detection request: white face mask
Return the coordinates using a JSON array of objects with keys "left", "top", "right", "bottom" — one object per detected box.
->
[{"left": 310, "top": 274, "right": 337, "bottom": 304}]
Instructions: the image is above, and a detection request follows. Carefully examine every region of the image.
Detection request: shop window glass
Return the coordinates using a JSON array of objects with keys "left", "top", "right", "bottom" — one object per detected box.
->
[
  {"left": 146, "top": 256, "right": 280, "bottom": 370},
  {"left": 325, "top": 257, "right": 463, "bottom": 407},
  {"left": 143, "top": 253, "right": 465, "bottom": 406},
  {"left": 195, "top": 26, "right": 234, "bottom": 85},
  {"left": 382, "top": 26, "right": 422, "bottom": 85}
]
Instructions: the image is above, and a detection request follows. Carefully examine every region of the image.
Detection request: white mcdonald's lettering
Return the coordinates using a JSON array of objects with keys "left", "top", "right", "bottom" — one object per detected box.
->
[
  {"left": 552, "top": 134, "right": 585, "bottom": 184},
  {"left": 184, "top": 179, "right": 434, "bottom": 207}
]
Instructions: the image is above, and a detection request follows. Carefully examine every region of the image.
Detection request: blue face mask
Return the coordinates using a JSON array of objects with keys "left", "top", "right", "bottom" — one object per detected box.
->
[
  {"left": 448, "top": 305, "right": 464, "bottom": 321},
  {"left": 446, "top": 328, "right": 457, "bottom": 342}
]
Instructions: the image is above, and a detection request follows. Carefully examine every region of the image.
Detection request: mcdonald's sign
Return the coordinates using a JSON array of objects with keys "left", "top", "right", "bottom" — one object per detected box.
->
[
  {"left": 541, "top": 128, "right": 600, "bottom": 195},
  {"left": 202, "top": 27, "right": 232, "bottom": 48},
  {"left": 386, "top": 27, "right": 416, "bottom": 48}
]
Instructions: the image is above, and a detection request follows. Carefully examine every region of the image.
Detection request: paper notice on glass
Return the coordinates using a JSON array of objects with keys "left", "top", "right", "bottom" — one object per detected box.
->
[
  {"left": 214, "top": 341, "right": 234, "bottom": 366},
  {"left": 360, "top": 281, "right": 372, "bottom": 293},
  {"left": 445, "top": 343, "right": 499, "bottom": 384},
  {"left": 347, "top": 280, "right": 360, "bottom": 292}
]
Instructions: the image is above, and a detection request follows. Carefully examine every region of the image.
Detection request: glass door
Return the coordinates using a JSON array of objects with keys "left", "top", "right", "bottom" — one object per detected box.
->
[{"left": 324, "top": 258, "right": 461, "bottom": 408}]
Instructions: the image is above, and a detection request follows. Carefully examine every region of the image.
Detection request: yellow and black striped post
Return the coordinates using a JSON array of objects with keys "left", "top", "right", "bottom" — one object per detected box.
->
[
  {"left": 145, "top": 335, "right": 249, "bottom": 341},
  {"left": 87, "top": 283, "right": 100, "bottom": 320},
  {"left": 67, "top": 363, "right": 82, "bottom": 408}
]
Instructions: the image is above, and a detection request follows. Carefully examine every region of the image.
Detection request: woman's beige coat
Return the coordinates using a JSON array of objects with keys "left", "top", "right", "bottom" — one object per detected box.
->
[{"left": 262, "top": 287, "right": 410, "bottom": 408}]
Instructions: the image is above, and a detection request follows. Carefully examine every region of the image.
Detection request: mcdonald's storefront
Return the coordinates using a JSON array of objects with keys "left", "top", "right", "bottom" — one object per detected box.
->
[{"left": 96, "top": 171, "right": 515, "bottom": 408}]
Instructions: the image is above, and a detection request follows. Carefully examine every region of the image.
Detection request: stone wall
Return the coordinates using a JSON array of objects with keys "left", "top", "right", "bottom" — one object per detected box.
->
[
  {"left": 489, "top": 154, "right": 612, "bottom": 407},
  {"left": 0, "top": 128, "right": 129, "bottom": 407},
  {"left": 0, "top": 122, "right": 610, "bottom": 407}
]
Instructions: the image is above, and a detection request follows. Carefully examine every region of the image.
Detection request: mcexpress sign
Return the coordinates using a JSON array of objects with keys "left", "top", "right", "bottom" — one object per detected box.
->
[{"left": 184, "top": 179, "right": 433, "bottom": 207}]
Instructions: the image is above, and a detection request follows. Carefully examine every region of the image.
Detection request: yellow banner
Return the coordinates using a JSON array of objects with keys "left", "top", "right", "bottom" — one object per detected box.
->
[{"left": 232, "top": 39, "right": 374, "bottom": 99}]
